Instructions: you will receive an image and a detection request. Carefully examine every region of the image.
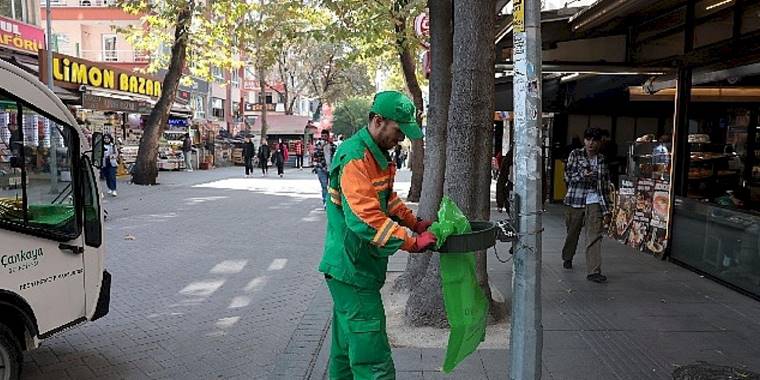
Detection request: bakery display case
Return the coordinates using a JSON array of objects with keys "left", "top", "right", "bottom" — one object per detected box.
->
[
  {"left": 626, "top": 141, "right": 672, "bottom": 181},
  {"left": 686, "top": 134, "right": 743, "bottom": 200}
]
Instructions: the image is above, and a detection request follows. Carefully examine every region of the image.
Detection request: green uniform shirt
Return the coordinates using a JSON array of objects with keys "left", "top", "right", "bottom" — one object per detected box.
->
[{"left": 318, "top": 128, "right": 418, "bottom": 290}]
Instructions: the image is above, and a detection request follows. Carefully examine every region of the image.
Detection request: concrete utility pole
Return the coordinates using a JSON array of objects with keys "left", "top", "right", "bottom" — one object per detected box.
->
[
  {"left": 509, "top": 0, "right": 543, "bottom": 378},
  {"left": 46, "top": 0, "right": 59, "bottom": 194}
]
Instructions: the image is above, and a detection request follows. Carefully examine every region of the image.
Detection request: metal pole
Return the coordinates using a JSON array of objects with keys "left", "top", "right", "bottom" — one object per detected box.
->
[
  {"left": 509, "top": 0, "right": 543, "bottom": 378},
  {"left": 46, "top": 0, "right": 59, "bottom": 194}
]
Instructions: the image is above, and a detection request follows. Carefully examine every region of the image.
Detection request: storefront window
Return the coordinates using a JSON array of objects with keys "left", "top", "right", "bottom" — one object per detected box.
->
[
  {"left": 683, "top": 107, "right": 758, "bottom": 213},
  {"left": 672, "top": 197, "right": 760, "bottom": 295},
  {"left": 671, "top": 103, "right": 760, "bottom": 296}
]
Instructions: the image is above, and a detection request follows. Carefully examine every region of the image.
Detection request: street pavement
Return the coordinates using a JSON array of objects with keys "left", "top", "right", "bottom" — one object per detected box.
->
[
  {"left": 312, "top": 206, "right": 760, "bottom": 379},
  {"left": 18, "top": 166, "right": 760, "bottom": 380}
]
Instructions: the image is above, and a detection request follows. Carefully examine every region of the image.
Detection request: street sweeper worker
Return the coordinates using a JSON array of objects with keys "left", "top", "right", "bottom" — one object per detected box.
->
[{"left": 318, "top": 90, "right": 436, "bottom": 379}]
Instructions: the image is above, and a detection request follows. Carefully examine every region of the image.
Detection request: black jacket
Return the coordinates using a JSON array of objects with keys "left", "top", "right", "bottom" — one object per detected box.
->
[
  {"left": 242, "top": 142, "right": 256, "bottom": 159},
  {"left": 182, "top": 137, "right": 192, "bottom": 153},
  {"left": 272, "top": 149, "right": 284, "bottom": 165},
  {"left": 258, "top": 144, "right": 271, "bottom": 161}
]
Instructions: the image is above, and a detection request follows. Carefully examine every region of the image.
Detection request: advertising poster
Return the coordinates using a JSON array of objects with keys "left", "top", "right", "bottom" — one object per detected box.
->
[
  {"left": 644, "top": 180, "right": 671, "bottom": 256},
  {"left": 627, "top": 178, "right": 653, "bottom": 250},
  {"left": 612, "top": 176, "right": 636, "bottom": 243}
]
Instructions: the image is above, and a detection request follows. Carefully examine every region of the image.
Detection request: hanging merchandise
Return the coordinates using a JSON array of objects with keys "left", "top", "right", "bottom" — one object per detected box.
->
[
  {"left": 429, "top": 196, "right": 488, "bottom": 373},
  {"left": 22, "top": 113, "right": 40, "bottom": 146}
]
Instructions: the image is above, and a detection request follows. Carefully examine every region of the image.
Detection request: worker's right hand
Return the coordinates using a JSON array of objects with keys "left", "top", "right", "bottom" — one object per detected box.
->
[{"left": 410, "top": 231, "right": 437, "bottom": 253}]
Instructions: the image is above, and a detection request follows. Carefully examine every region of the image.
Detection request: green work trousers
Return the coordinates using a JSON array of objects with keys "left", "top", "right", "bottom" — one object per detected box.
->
[{"left": 326, "top": 277, "right": 395, "bottom": 380}]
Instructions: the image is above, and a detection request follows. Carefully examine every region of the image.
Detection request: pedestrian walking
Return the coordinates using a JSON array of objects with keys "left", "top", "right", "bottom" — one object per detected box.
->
[
  {"left": 273, "top": 139, "right": 288, "bottom": 177},
  {"left": 295, "top": 139, "right": 304, "bottom": 169},
  {"left": 313, "top": 129, "right": 335, "bottom": 209},
  {"left": 101, "top": 134, "right": 119, "bottom": 197},
  {"left": 258, "top": 139, "right": 271, "bottom": 176},
  {"left": 182, "top": 133, "right": 194, "bottom": 172},
  {"left": 562, "top": 127, "right": 612, "bottom": 283},
  {"left": 319, "top": 90, "right": 438, "bottom": 379},
  {"left": 392, "top": 145, "right": 403, "bottom": 169},
  {"left": 242, "top": 135, "right": 256, "bottom": 177}
]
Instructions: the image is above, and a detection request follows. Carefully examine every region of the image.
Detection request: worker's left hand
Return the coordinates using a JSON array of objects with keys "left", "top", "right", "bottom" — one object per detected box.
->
[{"left": 413, "top": 219, "right": 433, "bottom": 234}]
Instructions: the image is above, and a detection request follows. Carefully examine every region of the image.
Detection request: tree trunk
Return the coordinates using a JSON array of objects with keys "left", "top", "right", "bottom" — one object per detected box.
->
[
  {"left": 225, "top": 69, "right": 233, "bottom": 133},
  {"left": 288, "top": 96, "right": 298, "bottom": 116},
  {"left": 258, "top": 67, "right": 269, "bottom": 145},
  {"left": 131, "top": 1, "right": 193, "bottom": 185},
  {"left": 445, "top": 0, "right": 505, "bottom": 321},
  {"left": 401, "top": 0, "right": 453, "bottom": 328},
  {"left": 394, "top": 0, "right": 425, "bottom": 202},
  {"left": 407, "top": 139, "right": 424, "bottom": 201},
  {"left": 282, "top": 81, "right": 291, "bottom": 115}
]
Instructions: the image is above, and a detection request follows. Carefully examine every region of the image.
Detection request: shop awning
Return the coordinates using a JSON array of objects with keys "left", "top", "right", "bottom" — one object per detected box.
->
[
  {"left": 81, "top": 86, "right": 193, "bottom": 116},
  {"left": 629, "top": 86, "right": 760, "bottom": 102},
  {"left": 251, "top": 114, "right": 313, "bottom": 136}
]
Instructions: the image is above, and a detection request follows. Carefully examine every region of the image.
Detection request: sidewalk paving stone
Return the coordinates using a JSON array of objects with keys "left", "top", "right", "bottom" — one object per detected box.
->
[{"left": 310, "top": 202, "right": 760, "bottom": 380}]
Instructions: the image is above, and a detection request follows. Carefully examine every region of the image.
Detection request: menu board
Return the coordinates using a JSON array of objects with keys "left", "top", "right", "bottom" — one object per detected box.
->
[
  {"left": 611, "top": 176, "right": 636, "bottom": 242},
  {"left": 627, "top": 178, "right": 653, "bottom": 250},
  {"left": 613, "top": 176, "right": 671, "bottom": 257},
  {"left": 643, "top": 180, "right": 670, "bottom": 256}
]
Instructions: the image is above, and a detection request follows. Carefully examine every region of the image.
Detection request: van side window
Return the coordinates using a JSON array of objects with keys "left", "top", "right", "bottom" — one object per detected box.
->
[
  {"left": 81, "top": 155, "right": 102, "bottom": 247},
  {"left": 0, "top": 97, "right": 79, "bottom": 239}
]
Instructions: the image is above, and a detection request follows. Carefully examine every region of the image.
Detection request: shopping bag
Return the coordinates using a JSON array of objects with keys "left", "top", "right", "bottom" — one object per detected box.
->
[{"left": 429, "top": 196, "right": 488, "bottom": 373}]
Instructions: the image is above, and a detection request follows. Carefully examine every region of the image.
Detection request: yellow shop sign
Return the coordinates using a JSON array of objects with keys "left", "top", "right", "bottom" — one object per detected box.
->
[{"left": 40, "top": 51, "right": 162, "bottom": 98}]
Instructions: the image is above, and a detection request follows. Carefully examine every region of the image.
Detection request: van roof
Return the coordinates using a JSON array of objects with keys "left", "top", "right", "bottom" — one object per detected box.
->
[{"left": 0, "top": 59, "right": 79, "bottom": 127}]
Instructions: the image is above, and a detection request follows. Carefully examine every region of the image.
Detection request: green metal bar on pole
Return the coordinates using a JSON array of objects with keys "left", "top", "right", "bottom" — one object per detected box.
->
[{"left": 509, "top": 0, "right": 543, "bottom": 378}]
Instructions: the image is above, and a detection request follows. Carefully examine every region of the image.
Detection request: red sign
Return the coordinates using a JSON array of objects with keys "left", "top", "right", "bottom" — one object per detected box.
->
[
  {"left": 414, "top": 12, "right": 429, "bottom": 37},
  {"left": 244, "top": 79, "right": 258, "bottom": 91},
  {"left": 0, "top": 16, "right": 45, "bottom": 54}
]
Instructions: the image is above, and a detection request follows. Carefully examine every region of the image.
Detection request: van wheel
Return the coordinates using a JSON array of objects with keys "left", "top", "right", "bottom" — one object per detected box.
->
[{"left": 0, "top": 323, "right": 21, "bottom": 380}]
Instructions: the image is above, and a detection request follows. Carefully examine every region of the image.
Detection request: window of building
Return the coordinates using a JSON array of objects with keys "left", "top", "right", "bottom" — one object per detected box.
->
[
  {"left": 194, "top": 96, "right": 206, "bottom": 119},
  {"left": 231, "top": 70, "right": 240, "bottom": 87},
  {"left": 211, "top": 98, "right": 224, "bottom": 118},
  {"left": 212, "top": 67, "right": 225, "bottom": 84},
  {"left": 51, "top": 33, "right": 71, "bottom": 54},
  {"left": 0, "top": 95, "right": 79, "bottom": 239},
  {"left": 232, "top": 102, "right": 240, "bottom": 121},
  {"left": 0, "top": 0, "right": 25, "bottom": 21},
  {"left": 102, "top": 34, "right": 117, "bottom": 62}
]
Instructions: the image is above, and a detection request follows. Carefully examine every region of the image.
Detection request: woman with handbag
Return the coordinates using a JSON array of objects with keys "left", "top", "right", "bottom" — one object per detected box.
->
[{"left": 101, "top": 134, "right": 119, "bottom": 197}]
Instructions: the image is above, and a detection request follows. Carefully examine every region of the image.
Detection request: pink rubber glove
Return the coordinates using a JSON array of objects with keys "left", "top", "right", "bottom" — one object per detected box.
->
[{"left": 410, "top": 231, "right": 437, "bottom": 253}]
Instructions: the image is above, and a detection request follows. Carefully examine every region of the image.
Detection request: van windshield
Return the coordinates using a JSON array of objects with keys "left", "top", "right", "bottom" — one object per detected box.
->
[{"left": 0, "top": 94, "right": 78, "bottom": 239}]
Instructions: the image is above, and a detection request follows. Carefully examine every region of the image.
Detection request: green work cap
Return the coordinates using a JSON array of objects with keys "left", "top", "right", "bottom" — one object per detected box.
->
[{"left": 370, "top": 90, "right": 423, "bottom": 140}]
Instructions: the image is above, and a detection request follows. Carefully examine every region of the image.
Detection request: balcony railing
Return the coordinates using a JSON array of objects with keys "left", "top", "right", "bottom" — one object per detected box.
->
[
  {"left": 42, "top": 0, "right": 117, "bottom": 6},
  {"left": 77, "top": 50, "right": 151, "bottom": 63}
]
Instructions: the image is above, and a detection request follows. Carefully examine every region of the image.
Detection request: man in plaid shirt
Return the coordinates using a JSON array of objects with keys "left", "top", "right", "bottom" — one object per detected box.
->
[{"left": 563, "top": 127, "right": 612, "bottom": 283}]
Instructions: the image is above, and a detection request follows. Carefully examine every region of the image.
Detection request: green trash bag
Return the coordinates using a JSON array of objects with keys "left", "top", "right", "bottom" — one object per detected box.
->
[{"left": 429, "top": 196, "right": 488, "bottom": 373}]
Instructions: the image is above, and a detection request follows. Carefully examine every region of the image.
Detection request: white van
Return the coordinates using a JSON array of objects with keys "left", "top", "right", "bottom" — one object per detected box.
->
[{"left": 0, "top": 60, "right": 110, "bottom": 380}]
